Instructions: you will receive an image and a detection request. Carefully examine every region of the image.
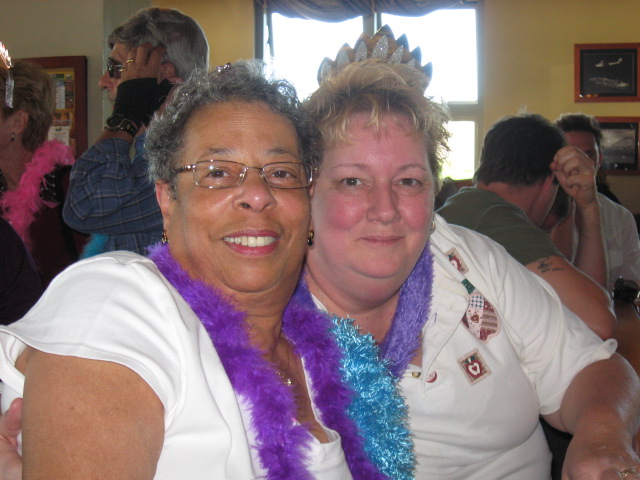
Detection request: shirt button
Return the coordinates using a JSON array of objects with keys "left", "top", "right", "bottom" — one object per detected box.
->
[{"left": 425, "top": 371, "right": 438, "bottom": 383}]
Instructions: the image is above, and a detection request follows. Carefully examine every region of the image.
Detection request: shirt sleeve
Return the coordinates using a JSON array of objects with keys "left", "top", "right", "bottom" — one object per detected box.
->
[
  {"left": 438, "top": 220, "right": 616, "bottom": 415},
  {"left": 470, "top": 229, "right": 615, "bottom": 414},
  {"left": 0, "top": 253, "right": 185, "bottom": 415},
  {"left": 62, "top": 136, "right": 162, "bottom": 235},
  {"left": 619, "top": 208, "right": 640, "bottom": 282}
]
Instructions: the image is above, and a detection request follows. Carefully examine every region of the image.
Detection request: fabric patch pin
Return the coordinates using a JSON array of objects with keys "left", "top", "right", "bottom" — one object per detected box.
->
[
  {"left": 458, "top": 349, "right": 491, "bottom": 384},
  {"left": 445, "top": 247, "right": 469, "bottom": 274},
  {"left": 462, "top": 291, "right": 500, "bottom": 342}
]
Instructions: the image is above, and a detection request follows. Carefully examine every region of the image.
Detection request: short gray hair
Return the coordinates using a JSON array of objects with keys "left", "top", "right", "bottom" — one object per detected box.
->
[
  {"left": 108, "top": 7, "right": 209, "bottom": 79},
  {"left": 146, "top": 60, "right": 313, "bottom": 195}
]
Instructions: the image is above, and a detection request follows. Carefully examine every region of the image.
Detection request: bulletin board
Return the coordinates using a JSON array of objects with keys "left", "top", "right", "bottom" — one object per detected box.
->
[{"left": 20, "top": 56, "right": 87, "bottom": 156}]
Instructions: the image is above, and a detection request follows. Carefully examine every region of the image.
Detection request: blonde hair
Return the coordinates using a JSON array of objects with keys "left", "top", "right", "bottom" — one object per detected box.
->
[
  {"left": 304, "top": 58, "right": 450, "bottom": 186},
  {"left": 0, "top": 60, "right": 55, "bottom": 151}
]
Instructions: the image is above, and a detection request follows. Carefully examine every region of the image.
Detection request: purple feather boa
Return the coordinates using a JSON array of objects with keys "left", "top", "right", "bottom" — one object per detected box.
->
[
  {"left": 379, "top": 245, "right": 434, "bottom": 377},
  {"left": 297, "top": 245, "right": 434, "bottom": 378},
  {"left": 148, "top": 243, "right": 384, "bottom": 480}
]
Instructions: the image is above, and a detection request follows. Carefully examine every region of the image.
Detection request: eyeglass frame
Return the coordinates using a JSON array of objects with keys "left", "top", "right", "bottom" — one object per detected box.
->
[
  {"left": 173, "top": 159, "right": 314, "bottom": 190},
  {"left": 106, "top": 59, "right": 125, "bottom": 79}
]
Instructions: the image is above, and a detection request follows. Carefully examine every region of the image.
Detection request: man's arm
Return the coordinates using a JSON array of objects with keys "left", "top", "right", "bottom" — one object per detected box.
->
[
  {"left": 62, "top": 136, "right": 161, "bottom": 235},
  {"left": 551, "top": 145, "right": 608, "bottom": 288},
  {"left": 526, "top": 255, "right": 615, "bottom": 339},
  {"left": 543, "top": 354, "right": 640, "bottom": 478}
]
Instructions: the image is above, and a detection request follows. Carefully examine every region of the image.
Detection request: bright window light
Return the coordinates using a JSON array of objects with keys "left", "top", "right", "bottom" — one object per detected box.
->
[
  {"left": 267, "top": 10, "right": 478, "bottom": 180},
  {"left": 442, "top": 121, "right": 476, "bottom": 180},
  {"left": 381, "top": 10, "right": 477, "bottom": 103},
  {"left": 268, "top": 14, "right": 362, "bottom": 100}
]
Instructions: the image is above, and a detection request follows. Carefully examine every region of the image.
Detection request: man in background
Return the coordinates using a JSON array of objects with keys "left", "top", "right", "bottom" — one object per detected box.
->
[
  {"left": 554, "top": 112, "right": 640, "bottom": 288},
  {"left": 63, "top": 7, "right": 209, "bottom": 255},
  {"left": 438, "top": 113, "right": 615, "bottom": 339}
]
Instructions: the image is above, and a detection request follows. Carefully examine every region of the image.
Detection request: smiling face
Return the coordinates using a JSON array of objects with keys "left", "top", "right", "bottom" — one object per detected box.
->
[
  {"left": 156, "top": 101, "right": 310, "bottom": 308},
  {"left": 306, "top": 113, "right": 434, "bottom": 309}
]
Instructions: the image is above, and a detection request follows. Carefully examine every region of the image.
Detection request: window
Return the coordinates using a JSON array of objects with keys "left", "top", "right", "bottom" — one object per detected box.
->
[{"left": 263, "top": 7, "right": 480, "bottom": 180}]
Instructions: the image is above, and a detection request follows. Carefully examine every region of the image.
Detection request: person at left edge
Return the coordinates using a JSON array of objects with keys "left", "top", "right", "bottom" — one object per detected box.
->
[{"left": 62, "top": 8, "right": 209, "bottom": 256}]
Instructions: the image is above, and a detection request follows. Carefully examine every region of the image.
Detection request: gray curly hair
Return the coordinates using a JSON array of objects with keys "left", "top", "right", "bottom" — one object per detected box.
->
[
  {"left": 108, "top": 7, "right": 209, "bottom": 79},
  {"left": 146, "top": 60, "right": 313, "bottom": 196}
]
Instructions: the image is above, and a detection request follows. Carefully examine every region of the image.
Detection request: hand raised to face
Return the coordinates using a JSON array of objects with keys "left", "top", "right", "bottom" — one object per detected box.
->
[
  {"left": 121, "top": 43, "right": 167, "bottom": 83},
  {"left": 550, "top": 145, "right": 598, "bottom": 210}
]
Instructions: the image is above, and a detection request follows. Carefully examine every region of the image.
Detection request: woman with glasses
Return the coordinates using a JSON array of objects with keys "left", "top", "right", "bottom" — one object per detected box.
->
[
  {"left": 0, "top": 62, "right": 411, "bottom": 479},
  {"left": 0, "top": 56, "right": 87, "bottom": 286}
]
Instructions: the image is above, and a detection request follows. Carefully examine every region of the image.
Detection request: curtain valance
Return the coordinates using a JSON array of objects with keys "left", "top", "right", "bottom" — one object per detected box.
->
[{"left": 256, "top": 0, "right": 465, "bottom": 22}]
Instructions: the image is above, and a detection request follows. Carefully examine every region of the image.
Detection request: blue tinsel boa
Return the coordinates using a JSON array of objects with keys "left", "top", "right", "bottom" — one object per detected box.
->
[{"left": 330, "top": 316, "right": 415, "bottom": 480}]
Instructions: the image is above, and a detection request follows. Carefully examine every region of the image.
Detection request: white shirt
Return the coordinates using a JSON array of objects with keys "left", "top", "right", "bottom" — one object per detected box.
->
[
  {"left": 0, "top": 252, "right": 352, "bottom": 480},
  {"left": 404, "top": 215, "right": 616, "bottom": 479},
  {"left": 599, "top": 193, "right": 640, "bottom": 287}
]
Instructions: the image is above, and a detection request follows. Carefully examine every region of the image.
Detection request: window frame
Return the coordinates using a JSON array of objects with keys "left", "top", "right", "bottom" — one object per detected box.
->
[{"left": 255, "top": 3, "right": 483, "bottom": 180}]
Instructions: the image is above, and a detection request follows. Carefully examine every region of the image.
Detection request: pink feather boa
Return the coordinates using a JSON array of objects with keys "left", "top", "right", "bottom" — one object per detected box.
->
[{"left": 0, "top": 140, "right": 75, "bottom": 247}]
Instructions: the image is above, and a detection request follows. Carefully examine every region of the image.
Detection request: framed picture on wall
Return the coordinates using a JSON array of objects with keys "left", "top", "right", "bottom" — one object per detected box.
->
[
  {"left": 575, "top": 44, "right": 640, "bottom": 102},
  {"left": 596, "top": 117, "right": 640, "bottom": 175},
  {"left": 20, "top": 55, "right": 87, "bottom": 156}
]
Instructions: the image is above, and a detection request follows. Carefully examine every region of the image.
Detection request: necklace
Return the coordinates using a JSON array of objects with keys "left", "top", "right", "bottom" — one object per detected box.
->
[
  {"left": 274, "top": 367, "right": 293, "bottom": 386},
  {"left": 149, "top": 243, "right": 392, "bottom": 480}
]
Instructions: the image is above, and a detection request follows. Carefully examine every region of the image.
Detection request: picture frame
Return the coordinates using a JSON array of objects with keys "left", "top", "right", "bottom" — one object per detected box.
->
[
  {"left": 20, "top": 55, "right": 88, "bottom": 156},
  {"left": 596, "top": 116, "right": 640, "bottom": 175},
  {"left": 574, "top": 43, "right": 640, "bottom": 102}
]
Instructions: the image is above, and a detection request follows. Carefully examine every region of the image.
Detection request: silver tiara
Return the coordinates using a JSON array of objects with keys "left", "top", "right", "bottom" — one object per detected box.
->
[
  {"left": 317, "top": 25, "right": 432, "bottom": 89},
  {"left": 0, "top": 42, "right": 13, "bottom": 108}
]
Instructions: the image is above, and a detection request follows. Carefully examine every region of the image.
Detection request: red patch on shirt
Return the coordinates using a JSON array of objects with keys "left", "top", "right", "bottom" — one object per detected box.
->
[
  {"left": 462, "top": 291, "right": 500, "bottom": 342},
  {"left": 458, "top": 349, "right": 491, "bottom": 384},
  {"left": 445, "top": 247, "right": 469, "bottom": 274}
]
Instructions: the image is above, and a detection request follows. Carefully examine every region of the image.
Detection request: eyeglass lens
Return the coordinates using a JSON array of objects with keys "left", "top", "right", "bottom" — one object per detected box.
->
[
  {"left": 193, "top": 160, "right": 311, "bottom": 189},
  {"left": 106, "top": 60, "right": 123, "bottom": 79}
]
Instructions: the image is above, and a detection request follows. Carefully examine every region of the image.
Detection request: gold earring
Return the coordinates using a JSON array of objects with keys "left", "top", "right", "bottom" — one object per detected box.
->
[
  {"left": 307, "top": 230, "right": 315, "bottom": 246},
  {"left": 10, "top": 132, "right": 15, "bottom": 142},
  {"left": 429, "top": 220, "right": 436, "bottom": 234},
  {"left": 161, "top": 230, "right": 169, "bottom": 244}
]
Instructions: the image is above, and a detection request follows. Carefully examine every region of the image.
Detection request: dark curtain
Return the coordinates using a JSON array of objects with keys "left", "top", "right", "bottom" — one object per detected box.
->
[{"left": 256, "top": 0, "right": 465, "bottom": 22}]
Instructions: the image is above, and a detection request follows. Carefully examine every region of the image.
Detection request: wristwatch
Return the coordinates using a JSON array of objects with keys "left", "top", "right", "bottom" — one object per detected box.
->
[
  {"left": 104, "top": 114, "right": 140, "bottom": 137},
  {"left": 612, "top": 277, "right": 640, "bottom": 303}
]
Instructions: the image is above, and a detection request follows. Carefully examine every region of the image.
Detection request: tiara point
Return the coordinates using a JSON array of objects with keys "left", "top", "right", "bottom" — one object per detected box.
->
[
  {"left": 397, "top": 34, "right": 410, "bottom": 51},
  {"left": 316, "top": 25, "right": 431, "bottom": 90},
  {"left": 0, "top": 42, "right": 11, "bottom": 70},
  {"left": 371, "top": 35, "right": 389, "bottom": 59},
  {"left": 335, "top": 49, "right": 350, "bottom": 70},
  {"left": 354, "top": 42, "right": 368, "bottom": 62},
  {"left": 389, "top": 46, "right": 404, "bottom": 64},
  {"left": 0, "top": 41, "right": 14, "bottom": 108}
]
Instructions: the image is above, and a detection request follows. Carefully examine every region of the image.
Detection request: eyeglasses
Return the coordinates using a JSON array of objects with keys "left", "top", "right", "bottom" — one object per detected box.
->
[
  {"left": 174, "top": 159, "right": 313, "bottom": 189},
  {"left": 106, "top": 59, "right": 125, "bottom": 79}
]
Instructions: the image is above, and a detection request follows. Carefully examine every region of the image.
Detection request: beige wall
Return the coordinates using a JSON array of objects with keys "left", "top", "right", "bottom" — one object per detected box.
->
[
  {"left": 483, "top": 0, "right": 640, "bottom": 212},
  {"left": 2, "top": 0, "right": 639, "bottom": 212},
  {"left": 0, "top": 0, "right": 105, "bottom": 145},
  {"left": 154, "top": 0, "right": 255, "bottom": 66}
]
